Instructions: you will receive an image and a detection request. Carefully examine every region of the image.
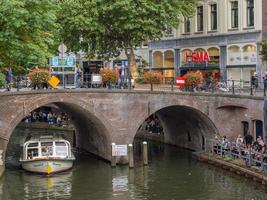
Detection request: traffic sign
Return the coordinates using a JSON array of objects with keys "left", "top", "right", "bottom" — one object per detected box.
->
[
  {"left": 48, "top": 75, "right": 60, "bottom": 88},
  {"left": 176, "top": 77, "right": 185, "bottom": 86}
]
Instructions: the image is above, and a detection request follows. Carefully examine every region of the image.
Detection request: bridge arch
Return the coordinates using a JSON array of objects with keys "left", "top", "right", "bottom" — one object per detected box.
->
[
  {"left": 133, "top": 104, "right": 218, "bottom": 151},
  {"left": 4, "top": 94, "right": 113, "bottom": 162}
]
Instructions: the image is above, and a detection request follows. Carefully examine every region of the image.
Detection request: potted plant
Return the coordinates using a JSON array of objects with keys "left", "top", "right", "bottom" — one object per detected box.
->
[
  {"left": 28, "top": 67, "right": 50, "bottom": 89},
  {"left": 99, "top": 68, "right": 119, "bottom": 88},
  {"left": 183, "top": 71, "right": 203, "bottom": 91},
  {"left": 144, "top": 71, "right": 161, "bottom": 91}
]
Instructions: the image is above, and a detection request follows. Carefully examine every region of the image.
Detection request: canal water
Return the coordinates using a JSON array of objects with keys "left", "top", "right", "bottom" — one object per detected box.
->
[{"left": 1, "top": 128, "right": 267, "bottom": 200}]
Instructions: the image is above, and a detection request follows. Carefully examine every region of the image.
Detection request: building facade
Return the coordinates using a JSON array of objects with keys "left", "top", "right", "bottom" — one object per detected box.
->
[{"left": 149, "top": 0, "right": 267, "bottom": 84}]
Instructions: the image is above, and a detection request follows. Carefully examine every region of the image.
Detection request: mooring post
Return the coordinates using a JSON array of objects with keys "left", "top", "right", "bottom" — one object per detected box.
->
[
  {"left": 128, "top": 144, "right": 134, "bottom": 168},
  {"left": 143, "top": 141, "right": 148, "bottom": 166},
  {"left": 261, "top": 152, "right": 264, "bottom": 172},
  {"left": 248, "top": 147, "right": 252, "bottom": 167},
  {"left": 238, "top": 146, "right": 241, "bottom": 159},
  {"left": 111, "top": 143, "right": 116, "bottom": 168}
]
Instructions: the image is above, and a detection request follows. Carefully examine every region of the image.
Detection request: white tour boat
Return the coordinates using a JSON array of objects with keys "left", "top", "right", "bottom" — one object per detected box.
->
[{"left": 20, "top": 134, "right": 75, "bottom": 174}]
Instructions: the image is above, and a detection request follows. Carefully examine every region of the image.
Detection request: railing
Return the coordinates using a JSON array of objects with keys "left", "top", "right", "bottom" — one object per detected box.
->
[
  {"left": 205, "top": 139, "right": 267, "bottom": 172},
  {"left": 1, "top": 75, "right": 267, "bottom": 97}
]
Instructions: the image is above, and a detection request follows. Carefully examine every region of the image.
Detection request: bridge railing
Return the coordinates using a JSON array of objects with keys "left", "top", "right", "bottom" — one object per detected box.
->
[
  {"left": 1, "top": 75, "right": 267, "bottom": 97},
  {"left": 205, "top": 139, "right": 267, "bottom": 172}
]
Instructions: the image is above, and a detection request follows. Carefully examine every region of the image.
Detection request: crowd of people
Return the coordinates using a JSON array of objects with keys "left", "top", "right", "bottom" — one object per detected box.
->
[
  {"left": 23, "top": 109, "right": 70, "bottom": 127},
  {"left": 144, "top": 116, "right": 164, "bottom": 135},
  {"left": 213, "top": 133, "right": 267, "bottom": 169}
]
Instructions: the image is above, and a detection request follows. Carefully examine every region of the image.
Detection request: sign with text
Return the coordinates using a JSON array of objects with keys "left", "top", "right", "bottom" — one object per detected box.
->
[
  {"left": 176, "top": 77, "right": 185, "bottom": 87},
  {"left": 186, "top": 51, "right": 210, "bottom": 63},
  {"left": 91, "top": 74, "right": 103, "bottom": 84},
  {"left": 112, "top": 145, "right": 128, "bottom": 156}
]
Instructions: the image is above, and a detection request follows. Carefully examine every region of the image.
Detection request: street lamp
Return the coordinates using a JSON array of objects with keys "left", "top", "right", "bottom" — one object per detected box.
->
[{"left": 126, "top": 47, "right": 132, "bottom": 90}]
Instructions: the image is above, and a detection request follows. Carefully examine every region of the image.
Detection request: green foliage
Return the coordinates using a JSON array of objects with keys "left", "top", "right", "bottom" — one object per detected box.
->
[
  {"left": 59, "top": 0, "right": 197, "bottom": 59},
  {"left": 260, "top": 40, "right": 267, "bottom": 61},
  {"left": 0, "top": 72, "right": 6, "bottom": 88},
  {"left": 0, "top": 0, "right": 60, "bottom": 69}
]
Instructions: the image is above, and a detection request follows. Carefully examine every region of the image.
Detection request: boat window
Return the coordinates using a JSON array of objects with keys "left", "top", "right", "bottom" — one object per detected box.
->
[
  {"left": 27, "top": 148, "right": 38, "bottom": 159},
  {"left": 28, "top": 143, "right": 38, "bottom": 147},
  {"left": 55, "top": 142, "right": 67, "bottom": 146},
  {"left": 55, "top": 142, "right": 68, "bottom": 157},
  {"left": 41, "top": 142, "right": 53, "bottom": 156}
]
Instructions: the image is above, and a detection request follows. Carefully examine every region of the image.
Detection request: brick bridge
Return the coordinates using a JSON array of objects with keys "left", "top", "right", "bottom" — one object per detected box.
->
[{"left": 0, "top": 90, "right": 264, "bottom": 167}]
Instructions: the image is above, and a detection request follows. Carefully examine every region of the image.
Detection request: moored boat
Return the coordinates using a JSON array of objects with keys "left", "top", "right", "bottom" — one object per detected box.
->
[{"left": 20, "top": 134, "right": 75, "bottom": 174}]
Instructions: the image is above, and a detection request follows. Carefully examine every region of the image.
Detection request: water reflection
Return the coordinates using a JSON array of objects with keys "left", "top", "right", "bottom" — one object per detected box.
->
[
  {"left": 2, "top": 128, "right": 267, "bottom": 200},
  {"left": 22, "top": 172, "right": 72, "bottom": 200}
]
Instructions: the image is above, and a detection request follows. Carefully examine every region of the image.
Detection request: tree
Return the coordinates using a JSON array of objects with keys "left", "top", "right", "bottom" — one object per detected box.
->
[
  {"left": 59, "top": 0, "right": 197, "bottom": 78},
  {"left": 260, "top": 40, "right": 267, "bottom": 62},
  {"left": 0, "top": 0, "right": 60, "bottom": 69}
]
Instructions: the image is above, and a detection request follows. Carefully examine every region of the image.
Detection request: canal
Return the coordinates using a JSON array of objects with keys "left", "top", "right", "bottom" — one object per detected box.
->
[{"left": 1, "top": 128, "right": 267, "bottom": 200}]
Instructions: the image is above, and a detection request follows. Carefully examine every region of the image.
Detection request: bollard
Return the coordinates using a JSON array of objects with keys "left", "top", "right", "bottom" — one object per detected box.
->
[
  {"left": 238, "top": 146, "right": 241, "bottom": 159},
  {"left": 171, "top": 79, "right": 174, "bottom": 92},
  {"left": 142, "top": 141, "right": 148, "bottom": 166},
  {"left": 128, "top": 144, "right": 134, "bottom": 168},
  {"left": 248, "top": 147, "right": 252, "bottom": 167},
  {"left": 232, "top": 80, "right": 235, "bottom": 95},
  {"left": 111, "top": 143, "right": 116, "bottom": 168},
  {"left": 261, "top": 152, "right": 264, "bottom": 172}
]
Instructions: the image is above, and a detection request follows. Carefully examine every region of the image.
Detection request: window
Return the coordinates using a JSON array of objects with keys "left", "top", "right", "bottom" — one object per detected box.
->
[
  {"left": 184, "top": 17, "right": 190, "bottom": 33},
  {"left": 165, "top": 26, "right": 173, "bottom": 37},
  {"left": 210, "top": 4, "right": 217, "bottom": 30},
  {"left": 231, "top": 1, "right": 238, "bottom": 28},
  {"left": 197, "top": 6, "right": 204, "bottom": 32},
  {"left": 247, "top": 0, "right": 254, "bottom": 27}
]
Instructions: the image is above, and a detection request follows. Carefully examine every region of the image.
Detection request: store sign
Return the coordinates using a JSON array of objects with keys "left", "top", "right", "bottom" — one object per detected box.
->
[
  {"left": 186, "top": 51, "right": 210, "bottom": 63},
  {"left": 51, "top": 55, "right": 76, "bottom": 67},
  {"left": 112, "top": 145, "right": 128, "bottom": 156}
]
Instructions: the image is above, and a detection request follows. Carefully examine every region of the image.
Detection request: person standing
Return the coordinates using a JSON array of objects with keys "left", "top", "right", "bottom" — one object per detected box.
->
[
  {"left": 263, "top": 71, "right": 267, "bottom": 96},
  {"left": 251, "top": 72, "right": 259, "bottom": 96},
  {"left": 5, "top": 67, "right": 13, "bottom": 91}
]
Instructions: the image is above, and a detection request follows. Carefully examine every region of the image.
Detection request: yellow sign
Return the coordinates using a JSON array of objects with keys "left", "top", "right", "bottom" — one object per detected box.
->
[{"left": 48, "top": 75, "right": 60, "bottom": 88}]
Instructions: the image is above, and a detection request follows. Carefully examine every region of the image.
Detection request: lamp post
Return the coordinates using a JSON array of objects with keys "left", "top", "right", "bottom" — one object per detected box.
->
[{"left": 126, "top": 47, "right": 132, "bottom": 90}]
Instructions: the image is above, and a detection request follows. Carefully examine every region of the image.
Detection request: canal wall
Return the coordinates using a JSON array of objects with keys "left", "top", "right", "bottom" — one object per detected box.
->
[{"left": 195, "top": 153, "right": 267, "bottom": 185}]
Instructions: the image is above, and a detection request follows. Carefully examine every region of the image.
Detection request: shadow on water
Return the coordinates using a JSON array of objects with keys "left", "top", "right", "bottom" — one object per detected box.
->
[{"left": 1, "top": 128, "right": 267, "bottom": 200}]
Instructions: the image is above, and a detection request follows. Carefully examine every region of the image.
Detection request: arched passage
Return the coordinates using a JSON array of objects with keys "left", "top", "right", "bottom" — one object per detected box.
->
[
  {"left": 4, "top": 100, "right": 112, "bottom": 164},
  {"left": 135, "top": 105, "right": 218, "bottom": 151}
]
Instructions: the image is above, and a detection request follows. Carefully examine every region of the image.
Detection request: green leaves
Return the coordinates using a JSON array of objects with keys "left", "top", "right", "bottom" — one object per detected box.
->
[
  {"left": 59, "top": 0, "right": 197, "bottom": 59},
  {"left": 0, "top": 0, "right": 59, "bottom": 69},
  {"left": 260, "top": 40, "right": 267, "bottom": 61}
]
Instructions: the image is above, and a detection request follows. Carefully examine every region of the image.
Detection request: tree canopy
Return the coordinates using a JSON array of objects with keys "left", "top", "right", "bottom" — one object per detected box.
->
[
  {"left": 59, "top": 0, "right": 196, "bottom": 59},
  {"left": 0, "top": 0, "right": 59, "bottom": 69},
  {"left": 58, "top": 0, "right": 196, "bottom": 77},
  {"left": 261, "top": 40, "right": 267, "bottom": 61}
]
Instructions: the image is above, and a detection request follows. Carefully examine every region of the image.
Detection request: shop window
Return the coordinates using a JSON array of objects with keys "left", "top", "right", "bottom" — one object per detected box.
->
[
  {"left": 153, "top": 51, "right": 163, "bottom": 68},
  {"left": 207, "top": 47, "right": 220, "bottom": 64},
  {"left": 242, "top": 45, "right": 256, "bottom": 52},
  {"left": 164, "top": 50, "right": 174, "bottom": 80}
]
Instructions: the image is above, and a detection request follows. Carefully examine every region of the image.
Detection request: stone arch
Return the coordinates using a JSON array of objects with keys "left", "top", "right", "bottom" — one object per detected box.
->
[
  {"left": 132, "top": 104, "right": 218, "bottom": 151},
  {"left": 4, "top": 93, "right": 113, "bottom": 161}
]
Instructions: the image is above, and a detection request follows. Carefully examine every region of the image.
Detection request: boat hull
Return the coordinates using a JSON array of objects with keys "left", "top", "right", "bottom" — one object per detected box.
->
[{"left": 20, "top": 159, "right": 74, "bottom": 174}]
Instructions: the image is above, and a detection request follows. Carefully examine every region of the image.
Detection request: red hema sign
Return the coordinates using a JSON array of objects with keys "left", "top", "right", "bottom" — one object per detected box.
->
[
  {"left": 176, "top": 77, "right": 185, "bottom": 86},
  {"left": 186, "top": 51, "right": 210, "bottom": 63}
]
